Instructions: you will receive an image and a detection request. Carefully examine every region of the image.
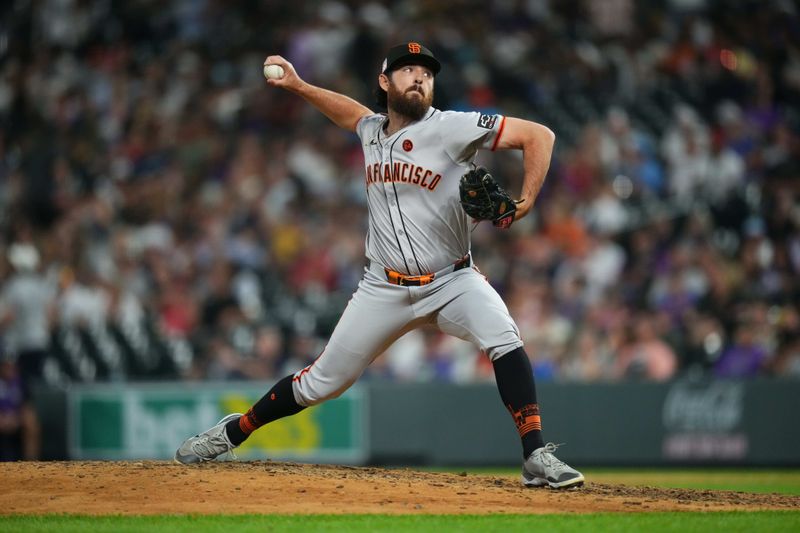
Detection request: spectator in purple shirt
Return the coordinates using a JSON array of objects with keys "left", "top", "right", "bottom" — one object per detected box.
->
[
  {"left": 0, "top": 353, "right": 40, "bottom": 461},
  {"left": 714, "top": 323, "right": 768, "bottom": 378}
]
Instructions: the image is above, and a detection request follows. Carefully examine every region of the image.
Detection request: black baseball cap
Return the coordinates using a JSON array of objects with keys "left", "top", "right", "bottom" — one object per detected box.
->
[{"left": 381, "top": 42, "right": 441, "bottom": 75}]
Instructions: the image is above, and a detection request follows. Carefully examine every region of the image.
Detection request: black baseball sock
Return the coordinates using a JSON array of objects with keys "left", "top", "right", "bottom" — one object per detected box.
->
[
  {"left": 492, "top": 347, "right": 545, "bottom": 458},
  {"left": 225, "top": 374, "right": 306, "bottom": 446}
]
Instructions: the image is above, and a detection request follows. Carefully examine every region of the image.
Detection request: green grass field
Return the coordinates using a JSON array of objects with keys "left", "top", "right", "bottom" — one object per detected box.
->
[
  {"left": 2, "top": 512, "right": 799, "bottom": 533},
  {"left": 3, "top": 469, "right": 799, "bottom": 532}
]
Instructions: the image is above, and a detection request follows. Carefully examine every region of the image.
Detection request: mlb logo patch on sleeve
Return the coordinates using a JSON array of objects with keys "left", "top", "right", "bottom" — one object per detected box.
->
[{"left": 477, "top": 114, "right": 498, "bottom": 129}]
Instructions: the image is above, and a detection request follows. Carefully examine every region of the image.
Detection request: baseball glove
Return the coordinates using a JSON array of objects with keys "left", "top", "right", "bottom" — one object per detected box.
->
[{"left": 459, "top": 166, "right": 518, "bottom": 229}]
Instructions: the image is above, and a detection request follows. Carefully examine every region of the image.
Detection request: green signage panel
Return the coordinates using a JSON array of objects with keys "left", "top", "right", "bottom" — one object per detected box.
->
[{"left": 70, "top": 383, "right": 366, "bottom": 463}]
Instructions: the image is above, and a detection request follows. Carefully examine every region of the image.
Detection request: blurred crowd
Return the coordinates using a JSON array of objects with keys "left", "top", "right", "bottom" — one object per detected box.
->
[{"left": 1, "top": 0, "right": 799, "bottom": 410}]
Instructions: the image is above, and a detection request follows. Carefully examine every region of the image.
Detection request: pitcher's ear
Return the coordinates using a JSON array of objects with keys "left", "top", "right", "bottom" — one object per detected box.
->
[{"left": 378, "top": 72, "right": 390, "bottom": 91}]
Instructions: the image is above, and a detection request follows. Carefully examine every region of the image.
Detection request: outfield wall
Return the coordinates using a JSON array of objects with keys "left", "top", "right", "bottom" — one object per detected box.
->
[{"left": 35, "top": 379, "right": 800, "bottom": 466}]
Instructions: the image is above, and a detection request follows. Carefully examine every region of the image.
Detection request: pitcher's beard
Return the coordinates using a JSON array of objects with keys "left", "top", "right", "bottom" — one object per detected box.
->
[{"left": 387, "top": 85, "right": 432, "bottom": 121}]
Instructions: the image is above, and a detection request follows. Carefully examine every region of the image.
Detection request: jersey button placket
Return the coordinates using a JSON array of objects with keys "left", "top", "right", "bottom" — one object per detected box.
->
[{"left": 383, "top": 173, "right": 416, "bottom": 275}]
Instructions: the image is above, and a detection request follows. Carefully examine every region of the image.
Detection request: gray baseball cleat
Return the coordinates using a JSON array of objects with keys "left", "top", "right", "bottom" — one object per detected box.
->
[
  {"left": 174, "top": 413, "right": 243, "bottom": 465},
  {"left": 521, "top": 442, "right": 585, "bottom": 489}
]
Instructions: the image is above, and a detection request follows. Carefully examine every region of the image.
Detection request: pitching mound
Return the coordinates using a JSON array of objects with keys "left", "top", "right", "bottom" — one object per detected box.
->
[{"left": 2, "top": 461, "right": 798, "bottom": 515}]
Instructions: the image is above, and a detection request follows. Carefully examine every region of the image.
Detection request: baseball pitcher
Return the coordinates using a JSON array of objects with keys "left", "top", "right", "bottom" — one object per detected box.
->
[{"left": 176, "top": 42, "right": 584, "bottom": 489}]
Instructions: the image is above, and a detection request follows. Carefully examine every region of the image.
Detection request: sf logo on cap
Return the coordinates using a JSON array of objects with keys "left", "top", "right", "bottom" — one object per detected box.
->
[{"left": 408, "top": 42, "right": 421, "bottom": 54}]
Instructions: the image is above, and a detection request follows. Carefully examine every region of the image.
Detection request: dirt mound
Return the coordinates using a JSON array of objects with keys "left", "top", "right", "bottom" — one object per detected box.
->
[{"left": 1, "top": 461, "right": 797, "bottom": 515}]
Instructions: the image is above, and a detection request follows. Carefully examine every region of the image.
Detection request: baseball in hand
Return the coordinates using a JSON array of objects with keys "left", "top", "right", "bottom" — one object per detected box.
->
[{"left": 263, "top": 64, "right": 285, "bottom": 80}]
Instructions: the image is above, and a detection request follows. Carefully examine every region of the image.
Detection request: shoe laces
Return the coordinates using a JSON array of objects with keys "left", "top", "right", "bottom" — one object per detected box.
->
[
  {"left": 191, "top": 431, "right": 233, "bottom": 460},
  {"left": 537, "top": 442, "right": 567, "bottom": 468}
]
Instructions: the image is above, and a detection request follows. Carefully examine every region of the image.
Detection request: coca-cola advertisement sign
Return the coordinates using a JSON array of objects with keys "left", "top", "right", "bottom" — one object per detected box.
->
[{"left": 661, "top": 382, "right": 748, "bottom": 461}]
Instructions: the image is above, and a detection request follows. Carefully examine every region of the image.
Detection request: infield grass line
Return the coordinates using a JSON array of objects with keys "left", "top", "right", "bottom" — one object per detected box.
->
[
  {"left": 422, "top": 468, "right": 800, "bottom": 495},
  {"left": 2, "top": 512, "right": 800, "bottom": 533}
]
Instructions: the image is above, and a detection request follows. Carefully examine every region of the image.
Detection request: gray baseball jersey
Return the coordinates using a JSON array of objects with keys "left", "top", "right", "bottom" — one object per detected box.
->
[
  {"left": 359, "top": 107, "right": 506, "bottom": 275},
  {"left": 291, "top": 107, "right": 523, "bottom": 406}
]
